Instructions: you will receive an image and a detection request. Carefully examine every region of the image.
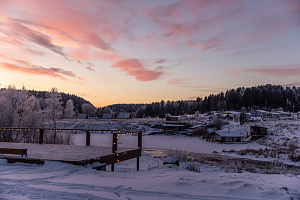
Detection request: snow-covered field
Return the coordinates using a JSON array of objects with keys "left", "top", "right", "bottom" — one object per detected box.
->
[
  {"left": 1, "top": 155, "right": 300, "bottom": 200},
  {"left": 1, "top": 119, "right": 300, "bottom": 199}
]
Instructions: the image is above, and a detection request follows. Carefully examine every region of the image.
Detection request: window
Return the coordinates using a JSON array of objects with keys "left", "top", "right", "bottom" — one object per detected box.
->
[{"left": 225, "top": 137, "right": 232, "bottom": 141}]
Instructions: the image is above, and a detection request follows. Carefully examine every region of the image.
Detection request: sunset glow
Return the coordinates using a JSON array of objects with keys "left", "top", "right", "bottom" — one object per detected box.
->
[{"left": 0, "top": 0, "right": 299, "bottom": 107}]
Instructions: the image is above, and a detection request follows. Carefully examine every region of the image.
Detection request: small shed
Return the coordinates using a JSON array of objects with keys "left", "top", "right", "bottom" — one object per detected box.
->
[
  {"left": 209, "top": 130, "right": 243, "bottom": 143},
  {"left": 250, "top": 125, "right": 268, "bottom": 140}
]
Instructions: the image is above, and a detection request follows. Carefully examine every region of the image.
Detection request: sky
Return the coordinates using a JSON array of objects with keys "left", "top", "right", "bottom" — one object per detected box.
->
[{"left": 0, "top": 0, "right": 299, "bottom": 107}]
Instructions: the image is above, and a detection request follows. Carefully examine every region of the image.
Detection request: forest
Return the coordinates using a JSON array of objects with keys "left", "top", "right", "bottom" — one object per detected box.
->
[
  {"left": 1, "top": 84, "right": 299, "bottom": 121},
  {"left": 107, "top": 84, "right": 300, "bottom": 117}
]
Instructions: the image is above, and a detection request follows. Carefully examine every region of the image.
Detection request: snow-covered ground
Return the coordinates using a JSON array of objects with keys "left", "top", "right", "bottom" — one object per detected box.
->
[
  {"left": 1, "top": 119, "right": 300, "bottom": 199},
  {"left": 1, "top": 156, "right": 300, "bottom": 200}
]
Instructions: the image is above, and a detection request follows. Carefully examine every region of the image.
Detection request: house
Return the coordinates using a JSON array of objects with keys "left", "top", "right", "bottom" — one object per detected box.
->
[
  {"left": 252, "top": 110, "right": 267, "bottom": 118},
  {"left": 166, "top": 114, "right": 180, "bottom": 121},
  {"left": 161, "top": 122, "right": 189, "bottom": 134},
  {"left": 265, "top": 112, "right": 280, "bottom": 120},
  {"left": 223, "top": 111, "right": 240, "bottom": 122},
  {"left": 208, "top": 130, "right": 244, "bottom": 143},
  {"left": 276, "top": 111, "right": 292, "bottom": 119},
  {"left": 186, "top": 124, "right": 206, "bottom": 136},
  {"left": 250, "top": 125, "right": 268, "bottom": 140},
  {"left": 102, "top": 113, "right": 113, "bottom": 119},
  {"left": 117, "top": 112, "right": 131, "bottom": 119}
]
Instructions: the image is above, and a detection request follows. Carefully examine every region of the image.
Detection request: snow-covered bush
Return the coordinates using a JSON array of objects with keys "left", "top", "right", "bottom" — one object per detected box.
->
[{"left": 185, "top": 161, "right": 201, "bottom": 173}]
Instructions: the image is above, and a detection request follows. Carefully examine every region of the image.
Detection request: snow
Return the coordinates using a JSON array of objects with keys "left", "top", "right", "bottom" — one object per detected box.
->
[
  {"left": 1, "top": 119, "right": 300, "bottom": 199},
  {"left": 74, "top": 133, "right": 266, "bottom": 154},
  {"left": 1, "top": 156, "right": 299, "bottom": 200}
]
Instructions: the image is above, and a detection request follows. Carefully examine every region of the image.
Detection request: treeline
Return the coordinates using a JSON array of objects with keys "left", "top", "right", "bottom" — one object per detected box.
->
[{"left": 105, "top": 84, "right": 300, "bottom": 117}]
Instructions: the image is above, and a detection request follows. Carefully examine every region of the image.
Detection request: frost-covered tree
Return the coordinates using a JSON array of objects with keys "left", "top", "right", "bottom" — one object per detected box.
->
[
  {"left": 44, "top": 88, "right": 62, "bottom": 140},
  {"left": 64, "top": 99, "right": 75, "bottom": 119},
  {"left": 20, "top": 95, "right": 42, "bottom": 127},
  {"left": 0, "top": 86, "right": 32, "bottom": 127},
  {"left": 82, "top": 103, "right": 96, "bottom": 116},
  {"left": 0, "top": 86, "right": 42, "bottom": 142}
]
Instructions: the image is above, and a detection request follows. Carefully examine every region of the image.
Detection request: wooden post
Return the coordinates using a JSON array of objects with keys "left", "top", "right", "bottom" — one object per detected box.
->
[
  {"left": 137, "top": 131, "right": 142, "bottom": 171},
  {"left": 39, "top": 129, "right": 44, "bottom": 144},
  {"left": 86, "top": 130, "right": 90, "bottom": 146},
  {"left": 112, "top": 133, "right": 118, "bottom": 171},
  {"left": 138, "top": 132, "right": 142, "bottom": 149}
]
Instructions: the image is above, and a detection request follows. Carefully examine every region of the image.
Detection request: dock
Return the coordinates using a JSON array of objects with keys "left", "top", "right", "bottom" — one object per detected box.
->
[{"left": 0, "top": 128, "right": 142, "bottom": 171}]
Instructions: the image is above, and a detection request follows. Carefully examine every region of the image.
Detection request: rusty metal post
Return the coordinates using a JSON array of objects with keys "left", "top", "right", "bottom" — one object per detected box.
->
[
  {"left": 112, "top": 133, "right": 118, "bottom": 171},
  {"left": 39, "top": 129, "right": 44, "bottom": 144},
  {"left": 86, "top": 130, "right": 90, "bottom": 146},
  {"left": 137, "top": 131, "right": 142, "bottom": 171}
]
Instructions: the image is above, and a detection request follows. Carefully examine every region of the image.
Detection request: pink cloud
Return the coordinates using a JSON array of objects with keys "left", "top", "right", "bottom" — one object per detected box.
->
[
  {"left": 0, "top": 0, "right": 131, "bottom": 63},
  {"left": 110, "top": 59, "right": 163, "bottom": 82},
  {"left": 231, "top": 69, "right": 239, "bottom": 76},
  {"left": 0, "top": 17, "right": 67, "bottom": 58},
  {"left": 86, "top": 34, "right": 112, "bottom": 51},
  {"left": 0, "top": 55, "right": 83, "bottom": 80},
  {"left": 167, "top": 78, "right": 184, "bottom": 85},
  {"left": 67, "top": 49, "right": 118, "bottom": 62},
  {"left": 199, "top": 36, "right": 227, "bottom": 51},
  {"left": 0, "top": 63, "right": 66, "bottom": 80},
  {"left": 245, "top": 64, "right": 300, "bottom": 77}
]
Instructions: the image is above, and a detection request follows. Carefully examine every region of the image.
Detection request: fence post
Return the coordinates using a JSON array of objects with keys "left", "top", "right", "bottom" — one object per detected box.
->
[
  {"left": 86, "top": 130, "right": 90, "bottom": 146},
  {"left": 112, "top": 133, "right": 118, "bottom": 171},
  {"left": 39, "top": 129, "right": 44, "bottom": 144},
  {"left": 137, "top": 131, "right": 142, "bottom": 171}
]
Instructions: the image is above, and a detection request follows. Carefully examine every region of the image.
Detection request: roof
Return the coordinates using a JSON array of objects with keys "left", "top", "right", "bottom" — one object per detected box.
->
[
  {"left": 212, "top": 130, "right": 243, "bottom": 137},
  {"left": 102, "top": 113, "right": 113, "bottom": 119},
  {"left": 162, "top": 124, "right": 184, "bottom": 127},
  {"left": 77, "top": 114, "right": 86, "bottom": 119},
  {"left": 223, "top": 111, "right": 240, "bottom": 115},
  {"left": 190, "top": 124, "right": 205, "bottom": 129},
  {"left": 255, "top": 110, "right": 267, "bottom": 113},
  {"left": 117, "top": 112, "right": 131, "bottom": 119},
  {"left": 166, "top": 115, "right": 180, "bottom": 118},
  {"left": 250, "top": 125, "right": 268, "bottom": 129}
]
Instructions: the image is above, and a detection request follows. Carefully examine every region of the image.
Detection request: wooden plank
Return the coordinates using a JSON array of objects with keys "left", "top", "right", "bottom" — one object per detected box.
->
[
  {"left": 117, "top": 149, "right": 141, "bottom": 162},
  {"left": 0, "top": 148, "right": 27, "bottom": 157},
  {"left": 6, "top": 157, "right": 44, "bottom": 165},
  {"left": 99, "top": 149, "right": 141, "bottom": 164}
]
